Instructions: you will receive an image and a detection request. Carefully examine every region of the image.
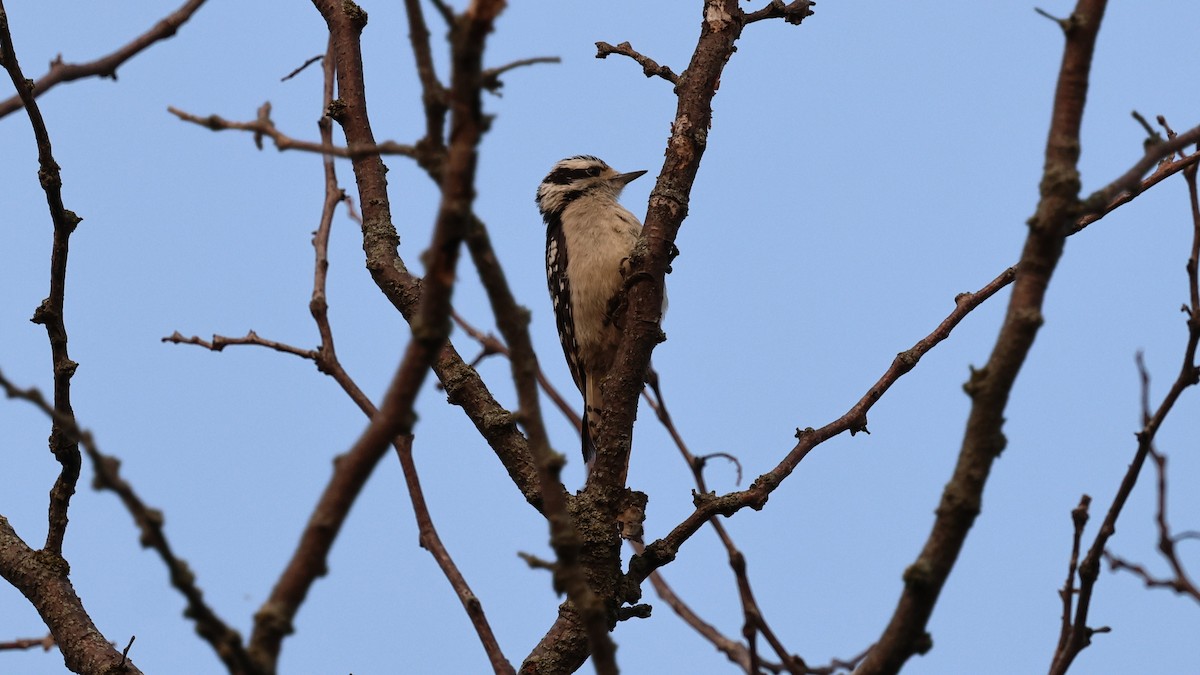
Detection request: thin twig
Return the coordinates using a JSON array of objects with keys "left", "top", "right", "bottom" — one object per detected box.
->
[
  {"left": 0, "top": 369, "right": 244, "bottom": 674},
  {"left": 168, "top": 104, "right": 417, "bottom": 158},
  {"left": 281, "top": 53, "right": 323, "bottom": 82},
  {"left": 402, "top": 0, "right": 447, "bottom": 166},
  {"left": 396, "top": 436, "right": 516, "bottom": 673},
  {"left": 480, "top": 56, "right": 561, "bottom": 93},
  {"left": 161, "top": 330, "right": 318, "bottom": 360},
  {"left": 0, "top": 634, "right": 54, "bottom": 652},
  {"left": 118, "top": 636, "right": 135, "bottom": 669},
  {"left": 1103, "top": 448, "right": 1200, "bottom": 602},
  {"left": 1091, "top": 141, "right": 1200, "bottom": 609},
  {"left": 1054, "top": 495, "right": 1091, "bottom": 658}
]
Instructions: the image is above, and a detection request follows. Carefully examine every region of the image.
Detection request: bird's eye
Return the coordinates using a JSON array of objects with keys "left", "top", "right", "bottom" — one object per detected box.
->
[{"left": 586, "top": 167, "right": 601, "bottom": 177}]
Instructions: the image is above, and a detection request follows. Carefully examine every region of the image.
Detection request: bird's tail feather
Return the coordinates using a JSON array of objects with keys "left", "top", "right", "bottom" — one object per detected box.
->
[{"left": 582, "top": 377, "right": 603, "bottom": 467}]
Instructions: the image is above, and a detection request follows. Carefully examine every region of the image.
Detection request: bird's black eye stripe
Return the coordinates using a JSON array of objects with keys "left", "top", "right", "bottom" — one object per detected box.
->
[{"left": 546, "top": 167, "right": 600, "bottom": 185}]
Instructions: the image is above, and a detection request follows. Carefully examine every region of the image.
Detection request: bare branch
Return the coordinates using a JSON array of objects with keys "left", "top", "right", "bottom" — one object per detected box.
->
[
  {"left": 0, "top": 515, "right": 145, "bottom": 674},
  {"left": 0, "top": 634, "right": 54, "bottom": 652},
  {"left": 1103, "top": 449, "right": 1200, "bottom": 603},
  {"left": 481, "top": 56, "right": 561, "bottom": 93},
  {"left": 247, "top": 3, "right": 532, "bottom": 672},
  {"left": 0, "top": 0, "right": 208, "bottom": 119},
  {"left": 1053, "top": 495, "right": 1091, "bottom": 659},
  {"left": 161, "top": 330, "right": 318, "bottom": 361},
  {"left": 396, "top": 436, "right": 516, "bottom": 673},
  {"left": 632, "top": 262, "right": 1017, "bottom": 582},
  {"left": 0, "top": 0, "right": 83, "bottom": 559},
  {"left": 595, "top": 41, "right": 679, "bottom": 84},
  {"left": 168, "top": 104, "right": 418, "bottom": 158},
  {"left": 0, "top": 369, "right": 252, "bottom": 673},
  {"left": 1087, "top": 151, "right": 1200, "bottom": 629},
  {"left": 1075, "top": 148, "right": 1200, "bottom": 233},
  {"left": 862, "top": 1, "right": 1111, "bottom": 669},
  {"left": 402, "top": 0, "right": 448, "bottom": 164},
  {"left": 452, "top": 311, "right": 582, "bottom": 432},
  {"left": 280, "top": 53, "right": 323, "bottom": 82},
  {"left": 1049, "top": 91, "right": 1200, "bottom": 675},
  {"left": 744, "top": 0, "right": 815, "bottom": 25}
]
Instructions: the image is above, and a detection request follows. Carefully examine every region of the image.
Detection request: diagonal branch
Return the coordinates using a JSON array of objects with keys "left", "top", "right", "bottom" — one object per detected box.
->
[
  {"left": 0, "top": 0, "right": 208, "bottom": 119},
  {"left": 395, "top": 435, "right": 516, "bottom": 674},
  {"left": 630, "top": 126, "right": 1200, "bottom": 594},
  {"left": 0, "top": 515, "right": 145, "bottom": 675},
  {"left": 851, "top": 1, "right": 1111, "bottom": 669},
  {"left": 595, "top": 41, "right": 678, "bottom": 84}
]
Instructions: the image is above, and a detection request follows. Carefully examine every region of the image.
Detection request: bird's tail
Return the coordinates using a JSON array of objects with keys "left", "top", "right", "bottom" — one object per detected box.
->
[{"left": 582, "top": 376, "right": 603, "bottom": 468}]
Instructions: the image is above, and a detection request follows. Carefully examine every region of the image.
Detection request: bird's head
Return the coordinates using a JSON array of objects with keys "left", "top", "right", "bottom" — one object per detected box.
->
[{"left": 535, "top": 155, "right": 647, "bottom": 217}]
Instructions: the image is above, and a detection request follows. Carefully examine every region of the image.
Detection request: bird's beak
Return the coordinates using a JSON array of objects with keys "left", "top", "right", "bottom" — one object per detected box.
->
[{"left": 615, "top": 169, "right": 647, "bottom": 186}]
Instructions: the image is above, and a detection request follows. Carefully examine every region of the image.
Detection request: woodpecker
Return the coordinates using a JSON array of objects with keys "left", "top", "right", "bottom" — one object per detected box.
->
[{"left": 536, "top": 155, "right": 648, "bottom": 466}]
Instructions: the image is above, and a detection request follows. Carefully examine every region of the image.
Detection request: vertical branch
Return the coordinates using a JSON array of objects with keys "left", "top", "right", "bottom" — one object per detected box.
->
[
  {"left": 525, "top": 2, "right": 758, "bottom": 672},
  {"left": 309, "top": 39, "right": 341, "bottom": 366},
  {"left": 591, "top": 0, "right": 747, "bottom": 488},
  {"left": 1053, "top": 495, "right": 1091, "bottom": 659},
  {"left": 857, "top": 2, "right": 1109, "bottom": 673},
  {"left": 0, "top": 0, "right": 83, "bottom": 557},
  {"left": 402, "top": 0, "right": 448, "bottom": 166}
]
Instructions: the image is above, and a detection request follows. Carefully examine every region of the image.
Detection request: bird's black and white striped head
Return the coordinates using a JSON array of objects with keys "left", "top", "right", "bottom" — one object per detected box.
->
[{"left": 535, "top": 155, "right": 647, "bottom": 219}]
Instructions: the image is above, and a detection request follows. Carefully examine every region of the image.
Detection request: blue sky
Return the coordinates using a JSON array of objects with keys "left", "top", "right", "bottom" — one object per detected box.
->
[{"left": 2, "top": 1, "right": 1198, "bottom": 673}]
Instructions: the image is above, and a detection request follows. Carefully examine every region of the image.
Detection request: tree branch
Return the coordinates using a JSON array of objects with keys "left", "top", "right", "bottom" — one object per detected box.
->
[
  {"left": 0, "top": 370, "right": 256, "bottom": 673},
  {"left": 395, "top": 435, "right": 516, "bottom": 674},
  {"left": 595, "top": 41, "right": 678, "bottom": 84},
  {"left": 168, "top": 103, "right": 418, "bottom": 158},
  {"left": 1049, "top": 120, "right": 1200, "bottom": 675},
  {"left": 0, "top": 0, "right": 208, "bottom": 119},
  {"left": 858, "top": 2, "right": 1110, "bottom": 670},
  {"left": 0, "top": 634, "right": 54, "bottom": 652},
  {"left": 0, "top": 515, "right": 145, "bottom": 675},
  {"left": 743, "top": 0, "right": 815, "bottom": 25},
  {"left": 1103, "top": 448, "right": 1200, "bottom": 602},
  {"left": 0, "top": 0, "right": 83, "bottom": 560},
  {"left": 247, "top": 2, "right": 516, "bottom": 670}
]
